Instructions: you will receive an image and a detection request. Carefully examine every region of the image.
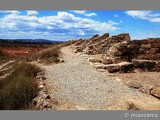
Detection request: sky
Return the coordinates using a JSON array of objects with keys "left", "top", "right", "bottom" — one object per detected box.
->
[{"left": 0, "top": 10, "right": 160, "bottom": 41}]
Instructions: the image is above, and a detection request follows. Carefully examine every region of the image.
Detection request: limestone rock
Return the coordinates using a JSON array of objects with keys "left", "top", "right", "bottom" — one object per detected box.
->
[
  {"left": 128, "top": 81, "right": 143, "bottom": 89},
  {"left": 104, "top": 64, "right": 120, "bottom": 73},
  {"left": 119, "top": 62, "right": 134, "bottom": 73},
  {"left": 132, "top": 59, "right": 156, "bottom": 71}
]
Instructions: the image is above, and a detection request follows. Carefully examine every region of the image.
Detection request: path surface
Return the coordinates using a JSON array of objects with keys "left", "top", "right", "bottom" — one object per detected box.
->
[{"left": 41, "top": 46, "right": 160, "bottom": 110}]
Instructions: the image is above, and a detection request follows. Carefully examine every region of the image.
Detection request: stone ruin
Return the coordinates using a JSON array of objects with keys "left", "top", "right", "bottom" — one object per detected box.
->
[{"left": 73, "top": 33, "right": 160, "bottom": 73}]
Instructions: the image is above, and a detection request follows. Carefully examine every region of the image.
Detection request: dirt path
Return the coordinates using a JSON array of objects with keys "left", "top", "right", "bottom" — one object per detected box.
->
[{"left": 40, "top": 46, "right": 160, "bottom": 110}]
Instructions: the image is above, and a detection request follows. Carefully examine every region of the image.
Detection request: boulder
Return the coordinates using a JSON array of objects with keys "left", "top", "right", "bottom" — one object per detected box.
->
[
  {"left": 94, "top": 64, "right": 107, "bottom": 69},
  {"left": 139, "top": 85, "right": 153, "bottom": 94},
  {"left": 119, "top": 62, "right": 134, "bottom": 73},
  {"left": 102, "top": 58, "right": 113, "bottom": 64},
  {"left": 109, "top": 42, "right": 133, "bottom": 63},
  {"left": 151, "top": 87, "right": 160, "bottom": 98},
  {"left": 127, "top": 81, "right": 143, "bottom": 89},
  {"left": 108, "top": 33, "right": 131, "bottom": 43},
  {"left": 104, "top": 64, "right": 120, "bottom": 73},
  {"left": 132, "top": 59, "right": 156, "bottom": 71},
  {"left": 92, "top": 34, "right": 99, "bottom": 38},
  {"left": 111, "top": 57, "right": 124, "bottom": 64},
  {"left": 99, "top": 33, "right": 109, "bottom": 39}
]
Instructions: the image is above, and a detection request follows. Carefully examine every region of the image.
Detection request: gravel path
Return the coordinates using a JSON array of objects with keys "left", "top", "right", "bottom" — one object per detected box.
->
[{"left": 41, "top": 46, "right": 160, "bottom": 110}]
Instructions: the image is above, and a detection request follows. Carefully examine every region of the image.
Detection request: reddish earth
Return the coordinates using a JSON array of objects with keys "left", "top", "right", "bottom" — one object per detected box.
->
[
  {"left": 0, "top": 42, "right": 53, "bottom": 58},
  {"left": 1, "top": 46, "right": 47, "bottom": 58}
]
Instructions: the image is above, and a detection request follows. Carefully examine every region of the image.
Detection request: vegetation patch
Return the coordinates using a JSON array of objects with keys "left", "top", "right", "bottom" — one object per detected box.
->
[
  {"left": 30, "top": 40, "right": 77, "bottom": 64},
  {"left": 0, "top": 62, "right": 41, "bottom": 110}
]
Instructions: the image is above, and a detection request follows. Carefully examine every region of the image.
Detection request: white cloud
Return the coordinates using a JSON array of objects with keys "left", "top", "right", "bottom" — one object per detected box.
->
[
  {"left": 125, "top": 10, "right": 160, "bottom": 22},
  {"left": 0, "top": 11, "right": 119, "bottom": 40},
  {"left": 72, "top": 10, "right": 97, "bottom": 17},
  {"left": 26, "top": 10, "right": 38, "bottom": 16},
  {"left": 131, "top": 31, "right": 160, "bottom": 40},
  {"left": 0, "top": 10, "right": 20, "bottom": 14},
  {"left": 72, "top": 10, "right": 86, "bottom": 14},
  {"left": 85, "top": 13, "right": 97, "bottom": 17}
]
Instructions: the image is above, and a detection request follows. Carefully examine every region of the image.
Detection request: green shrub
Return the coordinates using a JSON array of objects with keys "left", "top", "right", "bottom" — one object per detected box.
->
[{"left": 0, "top": 62, "right": 41, "bottom": 110}]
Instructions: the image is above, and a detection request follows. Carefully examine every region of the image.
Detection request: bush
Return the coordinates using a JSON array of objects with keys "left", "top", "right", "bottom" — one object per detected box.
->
[{"left": 0, "top": 62, "right": 41, "bottom": 110}]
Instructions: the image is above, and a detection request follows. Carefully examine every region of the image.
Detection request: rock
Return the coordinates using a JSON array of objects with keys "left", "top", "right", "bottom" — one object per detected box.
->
[
  {"left": 102, "top": 58, "right": 113, "bottom": 64},
  {"left": 111, "top": 57, "right": 124, "bottom": 64},
  {"left": 74, "top": 39, "right": 85, "bottom": 46},
  {"left": 92, "top": 34, "right": 99, "bottom": 38},
  {"left": 139, "top": 48, "right": 146, "bottom": 54},
  {"left": 139, "top": 86, "right": 153, "bottom": 94},
  {"left": 94, "top": 64, "right": 107, "bottom": 69},
  {"left": 38, "top": 85, "right": 44, "bottom": 89},
  {"left": 132, "top": 59, "right": 156, "bottom": 71},
  {"left": 109, "top": 43, "right": 128, "bottom": 56},
  {"left": 155, "top": 62, "right": 160, "bottom": 72},
  {"left": 151, "top": 87, "right": 160, "bottom": 98},
  {"left": 43, "top": 94, "right": 51, "bottom": 99},
  {"left": 149, "top": 48, "right": 159, "bottom": 54},
  {"left": 43, "top": 101, "right": 49, "bottom": 107},
  {"left": 141, "top": 44, "right": 151, "bottom": 49},
  {"left": 99, "top": 33, "right": 109, "bottom": 39},
  {"left": 88, "top": 58, "right": 102, "bottom": 63},
  {"left": 151, "top": 43, "right": 160, "bottom": 48},
  {"left": 59, "top": 58, "right": 64, "bottom": 62},
  {"left": 109, "top": 42, "right": 133, "bottom": 63},
  {"left": 107, "top": 33, "right": 131, "bottom": 44},
  {"left": 75, "top": 46, "right": 83, "bottom": 52},
  {"left": 119, "top": 62, "right": 134, "bottom": 73},
  {"left": 128, "top": 81, "right": 143, "bottom": 89},
  {"left": 104, "top": 64, "right": 120, "bottom": 73}
]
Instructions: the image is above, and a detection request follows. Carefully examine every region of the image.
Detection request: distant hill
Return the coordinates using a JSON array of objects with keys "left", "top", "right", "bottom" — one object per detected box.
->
[{"left": 0, "top": 39, "right": 63, "bottom": 44}]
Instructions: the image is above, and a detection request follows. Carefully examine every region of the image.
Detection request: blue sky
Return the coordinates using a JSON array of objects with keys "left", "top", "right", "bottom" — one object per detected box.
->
[{"left": 0, "top": 10, "right": 160, "bottom": 41}]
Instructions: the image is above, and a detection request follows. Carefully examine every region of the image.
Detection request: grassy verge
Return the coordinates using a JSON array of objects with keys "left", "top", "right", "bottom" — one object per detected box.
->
[
  {"left": 29, "top": 40, "right": 77, "bottom": 64},
  {"left": 0, "top": 62, "right": 41, "bottom": 110}
]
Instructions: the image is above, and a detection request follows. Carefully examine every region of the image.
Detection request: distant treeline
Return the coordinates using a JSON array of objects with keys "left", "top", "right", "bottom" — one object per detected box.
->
[{"left": 0, "top": 39, "right": 63, "bottom": 45}]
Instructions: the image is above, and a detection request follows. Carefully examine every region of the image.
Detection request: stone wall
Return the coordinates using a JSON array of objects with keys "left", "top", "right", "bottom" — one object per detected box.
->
[
  {"left": 131, "top": 38, "right": 160, "bottom": 60},
  {"left": 73, "top": 33, "right": 160, "bottom": 72}
]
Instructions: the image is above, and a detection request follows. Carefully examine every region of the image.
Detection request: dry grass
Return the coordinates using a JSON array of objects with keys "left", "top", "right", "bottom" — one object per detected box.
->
[
  {"left": 29, "top": 40, "right": 77, "bottom": 64},
  {"left": 0, "top": 62, "right": 41, "bottom": 110}
]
